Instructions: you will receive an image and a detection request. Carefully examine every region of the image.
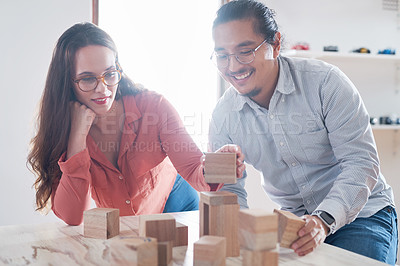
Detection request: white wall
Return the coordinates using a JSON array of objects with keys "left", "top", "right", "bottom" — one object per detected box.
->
[
  {"left": 267, "top": 0, "right": 400, "bottom": 53},
  {"left": 0, "top": 0, "right": 91, "bottom": 226}
]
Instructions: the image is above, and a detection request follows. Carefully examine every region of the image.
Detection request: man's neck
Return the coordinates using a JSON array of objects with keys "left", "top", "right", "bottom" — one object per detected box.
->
[{"left": 250, "top": 64, "right": 280, "bottom": 109}]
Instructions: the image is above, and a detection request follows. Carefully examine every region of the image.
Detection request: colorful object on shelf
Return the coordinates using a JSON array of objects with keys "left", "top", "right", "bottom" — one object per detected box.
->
[
  {"left": 323, "top": 45, "right": 338, "bottom": 52},
  {"left": 378, "top": 49, "right": 395, "bottom": 55},
  {"left": 352, "top": 47, "right": 370, "bottom": 53},
  {"left": 291, "top": 42, "right": 310, "bottom": 50}
]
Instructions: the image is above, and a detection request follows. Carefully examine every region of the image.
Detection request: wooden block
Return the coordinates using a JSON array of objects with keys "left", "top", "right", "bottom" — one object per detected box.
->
[
  {"left": 139, "top": 213, "right": 176, "bottom": 242},
  {"left": 238, "top": 209, "right": 278, "bottom": 250},
  {"left": 174, "top": 222, "right": 188, "bottom": 247},
  {"left": 199, "top": 191, "right": 240, "bottom": 257},
  {"left": 194, "top": 235, "right": 226, "bottom": 266},
  {"left": 83, "top": 208, "right": 119, "bottom": 239},
  {"left": 200, "top": 191, "right": 238, "bottom": 206},
  {"left": 157, "top": 241, "right": 173, "bottom": 266},
  {"left": 242, "top": 248, "right": 279, "bottom": 266},
  {"left": 108, "top": 236, "right": 158, "bottom": 266},
  {"left": 204, "top": 152, "right": 236, "bottom": 184},
  {"left": 274, "top": 209, "right": 306, "bottom": 248}
]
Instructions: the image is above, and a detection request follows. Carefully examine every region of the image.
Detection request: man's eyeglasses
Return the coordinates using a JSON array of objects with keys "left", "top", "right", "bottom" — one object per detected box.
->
[
  {"left": 210, "top": 39, "right": 267, "bottom": 69},
  {"left": 74, "top": 68, "right": 122, "bottom": 92}
]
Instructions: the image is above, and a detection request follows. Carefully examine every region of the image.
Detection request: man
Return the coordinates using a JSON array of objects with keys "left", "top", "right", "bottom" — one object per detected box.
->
[{"left": 208, "top": 0, "right": 397, "bottom": 264}]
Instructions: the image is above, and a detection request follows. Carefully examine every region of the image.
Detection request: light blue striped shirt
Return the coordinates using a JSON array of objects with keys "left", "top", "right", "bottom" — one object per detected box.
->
[{"left": 209, "top": 56, "right": 394, "bottom": 233}]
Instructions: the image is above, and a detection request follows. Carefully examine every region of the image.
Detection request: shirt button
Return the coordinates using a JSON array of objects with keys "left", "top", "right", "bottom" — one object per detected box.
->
[
  {"left": 291, "top": 162, "right": 296, "bottom": 167},
  {"left": 125, "top": 200, "right": 131, "bottom": 204},
  {"left": 119, "top": 176, "right": 123, "bottom": 180},
  {"left": 302, "top": 185, "right": 306, "bottom": 189},
  {"left": 279, "top": 141, "right": 284, "bottom": 146},
  {"left": 270, "top": 114, "right": 274, "bottom": 119},
  {"left": 281, "top": 98, "right": 285, "bottom": 103},
  {"left": 307, "top": 200, "right": 311, "bottom": 204}
]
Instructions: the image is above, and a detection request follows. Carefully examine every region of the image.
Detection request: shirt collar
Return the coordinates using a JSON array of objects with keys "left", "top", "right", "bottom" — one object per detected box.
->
[
  {"left": 275, "top": 56, "right": 296, "bottom": 95},
  {"left": 122, "top": 95, "right": 142, "bottom": 124}
]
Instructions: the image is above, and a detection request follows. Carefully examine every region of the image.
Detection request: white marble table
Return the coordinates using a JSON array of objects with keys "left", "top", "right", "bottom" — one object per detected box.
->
[{"left": 0, "top": 211, "right": 388, "bottom": 265}]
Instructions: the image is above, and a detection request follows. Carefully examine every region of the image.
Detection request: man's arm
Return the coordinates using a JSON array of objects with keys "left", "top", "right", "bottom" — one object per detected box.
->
[{"left": 208, "top": 108, "right": 249, "bottom": 208}]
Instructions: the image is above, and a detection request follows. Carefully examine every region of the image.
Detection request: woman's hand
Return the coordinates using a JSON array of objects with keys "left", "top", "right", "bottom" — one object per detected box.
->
[
  {"left": 215, "top": 144, "right": 245, "bottom": 178},
  {"left": 67, "top": 102, "right": 96, "bottom": 159}
]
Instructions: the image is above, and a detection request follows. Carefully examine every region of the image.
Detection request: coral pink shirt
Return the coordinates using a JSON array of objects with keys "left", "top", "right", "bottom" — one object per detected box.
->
[{"left": 52, "top": 91, "right": 210, "bottom": 225}]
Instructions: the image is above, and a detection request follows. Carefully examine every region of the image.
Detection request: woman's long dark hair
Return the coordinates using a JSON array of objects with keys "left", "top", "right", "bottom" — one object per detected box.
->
[{"left": 27, "top": 22, "right": 141, "bottom": 212}]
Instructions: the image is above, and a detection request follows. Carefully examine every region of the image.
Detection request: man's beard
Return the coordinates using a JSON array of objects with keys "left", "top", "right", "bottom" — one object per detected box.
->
[{"left": 242, "top": 87, "right": 262, "bottom": 98}]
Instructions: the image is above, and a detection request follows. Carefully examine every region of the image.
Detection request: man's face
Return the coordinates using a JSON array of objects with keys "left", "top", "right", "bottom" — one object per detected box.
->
[{"left": 212, "top": 19, "right": 280, "bottom": 98}]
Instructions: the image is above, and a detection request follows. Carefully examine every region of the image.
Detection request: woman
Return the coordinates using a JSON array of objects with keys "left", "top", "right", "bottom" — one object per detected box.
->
[{"left": 28, "top": 22, "right": 245, "bottom": 225}]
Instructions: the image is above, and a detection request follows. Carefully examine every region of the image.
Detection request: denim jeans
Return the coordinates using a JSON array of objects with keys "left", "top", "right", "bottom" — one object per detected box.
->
[
  {"left": 163, "top": 174, "right": 199, "bottom": 213},
  {"left": 325, "top": 206, "right": 398, "bottom": 265}
]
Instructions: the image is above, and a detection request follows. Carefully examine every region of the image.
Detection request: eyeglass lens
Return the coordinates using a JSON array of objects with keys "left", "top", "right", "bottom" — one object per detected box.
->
[
  {"left": 214, "top": 51, "right": 255, "bottom": 68},
  {"left": 78, "top": 71, "right": 121, "bottom": 91}
]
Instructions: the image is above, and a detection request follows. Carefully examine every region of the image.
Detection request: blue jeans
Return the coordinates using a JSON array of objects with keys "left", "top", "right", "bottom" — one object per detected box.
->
[
  {"left": 163, "top": 174, "right": 199, "bottom": 213},
  {"left": 325, "top": 206, "right": 398, "bottom": 265}
]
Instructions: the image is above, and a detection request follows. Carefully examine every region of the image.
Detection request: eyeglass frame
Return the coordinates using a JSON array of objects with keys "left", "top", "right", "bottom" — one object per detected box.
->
[
  {"left": 73, "top": 63, "right": 123, "bottom": 92},
  {"left": 210, "top": 39, "right": 268, "bottom": 68}
]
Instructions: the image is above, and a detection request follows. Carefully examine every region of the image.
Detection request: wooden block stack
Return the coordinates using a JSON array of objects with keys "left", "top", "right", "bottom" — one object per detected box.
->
[
  {"left": 83, "top": 208, "right": 120, "bottom": 239},
  {"left": 204, "top": 152, "right": 237, "bottom": 184},
  {"left": 174, "top": 221, "right": 188, "bottom": 247},
  {"left": 139, "top": 213, "right": 176, "bottom": 266},
  {"left": 242, "top": 249, "right": 279, "bottom": 266},
  {"left": 108, "top": 236, "right": 158, "bottom": 266},
  {"left": 274, "top": 209, "right": 306, "bottom": 249},
  {"left": 199, "top": 191, "right": 240, "bottom": 257},
  {"left": 238, "top": 209, "right": 279, "bottom": 266},
  {"left": 194, "top": 235, "right": 226, "bottom": 266}
]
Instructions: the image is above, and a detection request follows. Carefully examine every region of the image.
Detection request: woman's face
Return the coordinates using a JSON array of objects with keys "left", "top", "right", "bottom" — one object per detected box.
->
[{"left": 73, "top": 45, "right": 118, "bottom": 116}]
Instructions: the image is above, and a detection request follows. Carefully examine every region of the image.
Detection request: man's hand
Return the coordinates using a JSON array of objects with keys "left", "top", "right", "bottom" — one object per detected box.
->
[
  {"left": 215, "top": 144, "right": 245, "bottom": 178},
  {"left": 291, "top": 215, "right": 328, "bottom": 256}
]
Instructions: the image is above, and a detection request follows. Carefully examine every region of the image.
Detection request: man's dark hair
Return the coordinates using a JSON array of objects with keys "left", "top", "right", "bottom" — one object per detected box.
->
[{"left": 213, "top": 0, "right": 279, "bottom": 45}]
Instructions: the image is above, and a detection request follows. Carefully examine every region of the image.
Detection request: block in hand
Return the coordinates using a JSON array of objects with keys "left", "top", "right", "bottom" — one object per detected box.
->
[
  {"left": 274, "top": 209, "right": 306, "bottom": 248},
  {"left": 194, "top": 235, "right": 226, "bottom": 266},
  {"left": 204, "top": 152, "right": 237, "bottom": 184},
  {"left": 238, "top": 209, "right": 278, "bottom": 250},
  {"left": 83, "top": 208, "right": 119, "bottom": 239}
]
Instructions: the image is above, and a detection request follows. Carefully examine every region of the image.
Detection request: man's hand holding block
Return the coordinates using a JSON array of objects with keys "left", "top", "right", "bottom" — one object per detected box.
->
[
  {"left": 204, "top": 152, "right": 237, "bottom": 184},
  {"left": 274, "top": 209, "right": 306, "bottom": 248},
  {"left": 83, "top": 208, "right": 120, "bottom": 239}
]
